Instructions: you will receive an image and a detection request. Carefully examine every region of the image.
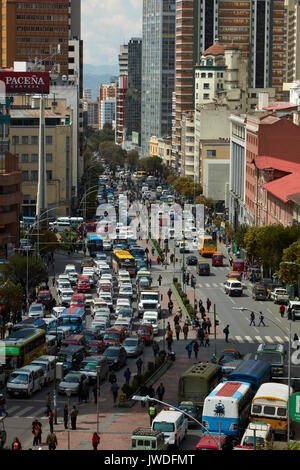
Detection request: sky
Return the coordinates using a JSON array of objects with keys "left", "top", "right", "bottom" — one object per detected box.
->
[{"left": 82, "top": 0, "right": 142, "bottom": 66}]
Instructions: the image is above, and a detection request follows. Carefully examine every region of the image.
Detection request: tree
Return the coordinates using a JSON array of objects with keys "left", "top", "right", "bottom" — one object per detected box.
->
[
  {"left": 278, "top": 240, "right": 300, "bottom": 288},
  {"left": 29, "top": 230, "right": 59, "bottom": 255},
  {"left": 0, "top": 281, "right": 23, "bottom": 312},
  {"left": 138, "top": 156, "right": 164, "bottom": 175},
  {"left": 0, "top": 255, "right": 48, "bottom": 290},
  {"left": 173, "top": 176, "right": 202, "bottom": 201},
  {"left": 126, "top": 150, "right": 139, "bottom": 170}
]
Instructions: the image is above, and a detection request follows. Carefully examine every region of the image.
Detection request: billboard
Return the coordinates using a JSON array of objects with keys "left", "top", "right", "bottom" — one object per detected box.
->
[
  {"left": 0, "top": 71, "right": 50, "bottom": 94},
  {"left": 132, "top": 131, "right": 141, "bottom": 146}
]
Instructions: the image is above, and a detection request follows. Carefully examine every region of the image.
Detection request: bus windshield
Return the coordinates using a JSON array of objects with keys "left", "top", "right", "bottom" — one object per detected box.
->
[
  {"left": 204, "top": 239, "right": 217, "bottom": 247},
  {"left": 257, "top": 352, "right": 282, "bottom": 364},
  {"left": 58, "top": 316, "right": 81, "bottom": 326}
]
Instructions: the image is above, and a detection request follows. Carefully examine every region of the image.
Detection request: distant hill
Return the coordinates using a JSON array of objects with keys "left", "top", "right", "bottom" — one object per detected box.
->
[{"left": 83, "top": 64, "right": 119, "bottom": 100}]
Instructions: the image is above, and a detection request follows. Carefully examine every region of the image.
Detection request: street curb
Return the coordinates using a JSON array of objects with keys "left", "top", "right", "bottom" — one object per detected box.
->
[{"left": 171, "top": 283, "right": 191, "bottom": 324}]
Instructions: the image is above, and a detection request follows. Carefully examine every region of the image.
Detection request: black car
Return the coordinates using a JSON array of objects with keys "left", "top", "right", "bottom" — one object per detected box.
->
[
  {"left": 102, "top": 346, "right": 127, "bottom": 370},
  {"left": 187, "top": 255, "right": 197, "bottom": 266},
  {"left": 197, "top": 262, "right": 210, "bottom": 276},
  {"left": 178, "top": 401, "right": 202, "bottom": 427}
]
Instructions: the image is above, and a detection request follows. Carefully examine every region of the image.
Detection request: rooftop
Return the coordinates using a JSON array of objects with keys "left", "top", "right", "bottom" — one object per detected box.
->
[{"left": 203, "top": 44, "right": 225, "bottom": 56}]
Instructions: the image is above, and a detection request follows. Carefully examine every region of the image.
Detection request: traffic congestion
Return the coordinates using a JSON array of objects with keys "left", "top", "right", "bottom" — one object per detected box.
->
[{"left": 0, "top": 163, "right": 299, "bottom": 451}]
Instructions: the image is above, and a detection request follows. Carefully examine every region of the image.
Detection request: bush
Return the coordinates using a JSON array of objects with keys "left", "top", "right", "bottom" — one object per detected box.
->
[
  {"left": 147, "top": 361, "right": 155, "bottom": 374},
  {"left": 173, "top": 277, "right": 178, "bottom": 284},
  {"left": 121, "top": 383, "right": 133, "bottom": 398}
]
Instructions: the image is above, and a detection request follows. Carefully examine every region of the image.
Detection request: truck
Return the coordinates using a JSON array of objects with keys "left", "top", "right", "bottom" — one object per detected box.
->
[
  {"left": 130, "top": 427, "right": 169, "bottom": 450},
  {"left": 269, "top": 288, "right": 289, "bottom": 305},
  {"left": 137, "top": 289, "right": 161, "bottom": 319}
]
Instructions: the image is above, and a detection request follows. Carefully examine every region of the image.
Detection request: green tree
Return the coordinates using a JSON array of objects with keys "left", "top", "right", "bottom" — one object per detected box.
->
[
  {"left": 278, "top": 240, "right": 300, "bottom": 288},
  {"left": 173, "top": 176, "right": 202, "bottom": 201},
  {"left": 0, "top": 255, "right": 48, "bottom": 290},
  {"left": 29, "top": 230, "right": 59, "bottom": 255},
  {"left": 0, "top": 281, "right": 23, "bottom": 312},
  {"left": 126, "top": 150, "right": 139, "bottom": 170},
  {"left": 138, "top": 156, "right": 164, "bottom": 175}
]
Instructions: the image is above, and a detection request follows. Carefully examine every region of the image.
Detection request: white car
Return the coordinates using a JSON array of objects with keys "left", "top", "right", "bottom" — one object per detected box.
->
[
  {"left": 59, "top": 288, "right": 74, "bottom": 307},
  {"left": 52, "top": 306, "right": 65, "bottom": 318},
  {"left": 28, "top": 303, "right": 45, "bottom": 318},
  {"left": 57, "top": 280, "right": 71, "bottom": 294},
  {"left": 103, "top": 240, "right": 112, "bottom": 251}
]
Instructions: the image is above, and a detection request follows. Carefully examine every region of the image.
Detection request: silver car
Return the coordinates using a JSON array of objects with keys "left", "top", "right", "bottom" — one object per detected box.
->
[
  {"left": 122, "top": 336, "right": 144, "bottom": 357},
  {"left": 58, "top": 371, "right": 88, "bottom": 395}
]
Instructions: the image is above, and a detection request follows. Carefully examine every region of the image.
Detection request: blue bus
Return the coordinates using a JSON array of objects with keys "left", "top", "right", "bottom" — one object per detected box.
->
[
  {"left": 87, "top": 234, "right": 103, "bottom": 257},
  {"left": 21, "top": 216, "right": 35, "bottom": 228},
  {"left": 57, "top": 307, "right": 85, "bottom": 333},
  {"left": 227, "top": 360, "right": 271, "bottom": 394},
  {"left": 202, "top": 381, "right": 252, "bottom": 437},
  {"left": 129, "top": 246, "right": 145, "bottom": 260}
]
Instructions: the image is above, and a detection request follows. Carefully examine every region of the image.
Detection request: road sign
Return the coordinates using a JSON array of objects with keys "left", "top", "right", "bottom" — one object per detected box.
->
[{"left": 289, "top": 392, "right": 300, "bottom": 422}]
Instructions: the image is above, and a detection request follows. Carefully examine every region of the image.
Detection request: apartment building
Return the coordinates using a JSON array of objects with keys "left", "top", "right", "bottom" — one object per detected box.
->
[{"left": 98, "top": 84, "right": 116, "bottom": 130}]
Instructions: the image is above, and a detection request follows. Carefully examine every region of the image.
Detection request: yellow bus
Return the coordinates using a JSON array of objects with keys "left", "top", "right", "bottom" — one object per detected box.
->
[
  {"left": 250, "top": 382, "right": 292, "bottom": 436},
  {"left": 197, "top": 234, "right": 217, "bottom": 256},
  {"left": 0, "top": 328, "right": 46, "bottom": 376},
  {"left": 136, "top": 171, "right": 146, "bottom": 179},
  {"left": 111, "top": 250, "right": 136, "bottom": 277}
]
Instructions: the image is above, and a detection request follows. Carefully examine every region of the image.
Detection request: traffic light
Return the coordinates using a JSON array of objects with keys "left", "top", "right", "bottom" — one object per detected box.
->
[{"left": 212, "top": 231, "right": 217, "bottom": 241}]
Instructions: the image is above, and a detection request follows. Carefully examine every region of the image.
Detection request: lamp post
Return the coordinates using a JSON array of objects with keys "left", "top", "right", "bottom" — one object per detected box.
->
[
  {"left": 65, "top": 389, "right": 72, "bottom": 450},
  {"left": 132, "top": 395, "right": 222, "bottom": 450},
  {"left": 96, "top": 366, "right": 101, "bottom": 433},
  {"left": 233, "top": 306, "right": 292, "bottom": 444}
]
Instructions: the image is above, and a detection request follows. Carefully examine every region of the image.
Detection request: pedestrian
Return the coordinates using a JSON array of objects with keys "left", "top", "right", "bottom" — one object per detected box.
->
[
  {"left": 111, "top": 382, "right": 119, "bottom": 405},
  {"left": 193, "top": 340, "right": 200, "bottom": 359},
  {"left": 223, "top": 325, "right": 230, "bottom": 342},
  {"left": 48, "top": 408, "right": 54, "bottom": 433},
  {"left": 279, "top": 304, "right": 285, "bottom": 318},
  {"left": 185, "top": 341, "right": 193, "bottom": 359},
  {"left": 229, "top": 256, "right": 233, "bottom": 267},
  {"left": 287, "top": 306, "right": 292, "bottom": 320},
  {"left": 158, "top": 274, "right": 162, "bottom": 287},
  {"left": 292, "top": 308, "right": 296, "bottom": 322},
  {"left": 11, "top": 437, "right": 22, "bottom": 450},
  {"left": 136, "top": 357, "right": 143, "bottom": 375},
  {"left": 46, "top": 431, "right": 57, "bottom": 451},
  {"left": 78, "top": 377, "right": 83, "bottom": 403},
  {"left": 140, "top": 384, "right": 148, "bottom": 407},
  {"left": 202, "top": 319, "right": 208, "bottom": 333},
  {"left": 249, "top": 311, "right": 255, "bottom": 326},
  {"left": 151, "top": 247, "right": 155, "bottom": 256},
  {"left": 186, "top": 273, "right": 189, "bottom": 285},
  {"left": 32, "top": 419, "right": 42, "bottom": 446},
  {"left": 198, "top": 299, "right": 203, "bottom": 310},
  {"left": 200, "top": 305, "right": 206, "bottom": 319},
  {"left": 182, "top": 322, "right": 189, "bottom": 340},
  {"left": 149, "top": 258, "right": 152, "bottom": 269},
  {"left": 63, "top": 404, "right": 68, "bottom": 429},
  {"left": 0, "top": 393, "right": 7, "bottom": 417},
  {"left": 148, "top": 403, "right": 157, "bottom": 425},
  {"left": 175, "top": 323, "right": 181, "bottom": 340},
  {"left": 204, "top": 331, "right": 210, "bottom": 347},
  {"left": 258, "top": 312, "right": 266, "bottom": 326},
  {"left": 70, "top": 405, "right": 78, "bottom": 430},
  {"left": 156, "top": 383, "right": 165, "bottom": 401},
  {"left": 167, "top": 334, "right": 173, "bottom": 349},
  {"left": 157, "top": 256, "right": 161, "bottom": 265},
  {"left": 45, "top": 392, "right": 51, "bottom": 415},
  {"left": 152, "top": 341, "right": 159, "bottom": 358},
  {"left": 167, "top": 288, "right": 172, "bottom": 301},
  {"left": 206, "top": 318, "right": 212, "bottom": 334},
  {"left": 198, "top": 328, "right": 204, "bottom": 346},
  {"left": 168, "top": 300, "right": 173, "bottom": 315},
  {"left": 147, "top": 385, "right": 155, "bottom": 400},
  {"left": 109, "top": 371, "right": 117, "bottom": 384},
  {"left": 173, "top": 313, "right": 180, "bottom": 326},
  {"left": 124, "top": 367, "right": 131, "bottom": 385},
  {"left": 92, "top": 432, "right": 100, "bottom": 451},
  {"left": 6, "top": 321, "right": 13, "bottom": 335},
  {"left": 206, "top": 298, "right": 211, "bottom": 313}
]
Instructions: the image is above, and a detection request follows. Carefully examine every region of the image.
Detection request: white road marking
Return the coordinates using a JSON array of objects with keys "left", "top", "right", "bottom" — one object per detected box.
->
[
  {"left": 245, "top": 336, "right": 254, "bottom": 343},
  {"left": 274, "top": 336, "right": 284, "bottom": 343},
  {"left": 264, "top": 336, "right": 273, "bottom": 343},
  {"left": 235, "top": 336, "right": 244, "bottom": 343},
  {"left": 255, "top": 336, "right": 264, "bottom": 343}
]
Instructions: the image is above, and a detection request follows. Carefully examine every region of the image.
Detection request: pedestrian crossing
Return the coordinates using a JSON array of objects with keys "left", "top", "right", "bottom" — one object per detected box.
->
[
  {"left": 6, "top": 404, "right": 68, "bottom": 420},
  {"left": 231, "top": 334, "right": 289, "bottom": 344}
]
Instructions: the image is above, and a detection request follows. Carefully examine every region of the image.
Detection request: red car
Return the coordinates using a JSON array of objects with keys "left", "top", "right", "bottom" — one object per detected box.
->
[
  {"left": 37, "top": 289, "right": 52, "bottom": 307},
  {"left": 70, "top": 293, "right": 85, "bottom": 308},
  {"left": 85, "top": 340, "right": 107, "bottom": 356},
  {"left": 77, "top": 275, "right": 91, "bottom": 293},
  {"left": 137, "top": 323, "right": 154, "bottom": 345}
]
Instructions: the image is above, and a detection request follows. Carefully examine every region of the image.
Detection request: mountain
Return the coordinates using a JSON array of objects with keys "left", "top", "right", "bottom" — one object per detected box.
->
[{"left": 83, "top": 64, "right": 119, "bottom": 100}]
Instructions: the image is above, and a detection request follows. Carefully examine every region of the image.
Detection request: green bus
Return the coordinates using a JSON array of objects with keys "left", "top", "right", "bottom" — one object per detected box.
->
[
  {"left": 255, "top": 343, "right": 285, "bottom": 377},
  {"left": 0, "top": 328, "right": 46, "bottom": 376},
  {"left": 178, "top": 362, "right": 221, "bottom": 410}
]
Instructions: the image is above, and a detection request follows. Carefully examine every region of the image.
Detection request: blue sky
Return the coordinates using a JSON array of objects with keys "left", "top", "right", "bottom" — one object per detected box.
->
[{"left": 82, "top": 0, "right": 142, "bottom": 66}]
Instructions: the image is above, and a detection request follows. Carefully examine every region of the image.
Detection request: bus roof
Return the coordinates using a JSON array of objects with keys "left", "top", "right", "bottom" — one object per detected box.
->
[
  {"left": 5, "top": 328, "right": 44, "bottom": 345},
  {"left": 113, "top": 250, "right": 134, "bottom": 260},
  {"left": 228, "top": 360, "right": 271, "bottom": 381},
  {"left": 208, "top": 381, "right": 251, "bottom": 399},
  {"left": 180, "top": 362, "right": 221, "bottom": 379},
  {"left": 252, "top": 382, "right": 291, "bottom": 403},
  {"left": 61, "top": 307, "right": 85, "bottom": 316},
  {"left": 88, "top": 234, "right": 102, "bottom": 240}
]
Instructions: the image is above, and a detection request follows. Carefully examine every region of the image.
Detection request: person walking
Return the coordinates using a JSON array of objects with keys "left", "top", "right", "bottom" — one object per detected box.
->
[
  {"left": 70, "top": 405, "right": 78, "bottom": 430},
  {"left": 0, "top": 394, "right": 7, "bottom": 417},
  {"left": 32, "top": 419, "right": 42, "bottom": 447},
  {"left": 249, "top": 311, "right": 255, "bottom": 326},
  {"left": 175, "top": 323, "right": 181, "bottom": 340},
  {"left": 156, "top": 383, "right": 165, "bottom": 401},
  {"left": 198, "top": 299, "right": 203, "bottom": 311},
  {"left": 11, "top": 437, "right": 22, "bottom": 450},
  {"left": 204, "top": 331, "right": 210, "bottom": 347},
  {"left": 92, "top": 432, "right": 100, "bottom": 451},
  {"left": 198, "top": 328, "right": 205, "bottom": 347},
  {"left": 292, "top": 308, "right": 296, "bottom": 322},
  {"left": 223, "top": 325, "right": 230, "bottom": 342},
  {"left": 182, "top": 322, "right": 189, "bottom": 340},
  {"left": 206, "top": 318, "right": 212, "bottom": 335},
  {"left": 167, "top": 288, "right": 172, "bottom": 301},
  {"left": 108, "top": 371, "right": 117, "bottom": 385},
  {"left": 168, "top": 300, "right": 174, "bottom": 315},
  {"left": 200, "top": 305, "right": 206, "bottom": 319},
  {"left": 206, "top": 298, "right": 211, "bottom": 313},
  {"left": 111, "top": 382, "right": 119, "bottom": 405},
  {"left": 45, "top": 392, "right": 51, "bottom": 415},
  {"left": 152, "top": 341, "right": 159, "bottom": 358},
  {"left": 63, "top": 404, "right": 69, "bottom": 429},
  {"left": 136, "top": 357, "right": 143, "bottom": 375},
  {"left": 185, "top": 341, "right": 193, "bottom": 359},
  {"left": 158, "top": 274, "right": 162, "bottom": 287},
  {"left": 48, "top": 408, "right": 54, "bottom": 433},
  {"left": 186, "top": 273, "right": 189, "bottom": 286},
  {"left": 279, "top": 304, "right": 285, "bottom": 318},
  {"left": 258, "top": 312, "right": 266, "bottom": 326},
  {"left": 124, "top": 368, "right": 131, "bottom": 385},
  {"left": 147, "top": 385, "right": 155, "bottom": 401},
  {"left": 173, "top": 313, "right": 180, "bottom": 326},
  {"left": 46, "top": 431, "right": 57, "bottom": 451},
  {"left": 193, "top": 340, "right": 200, "bottom": 359},
  {"left": 148, "top": 403, "right": 157, "bottom": 425},
  {"left": 140, "top": 384, "right": 148, "bottom": 407}
]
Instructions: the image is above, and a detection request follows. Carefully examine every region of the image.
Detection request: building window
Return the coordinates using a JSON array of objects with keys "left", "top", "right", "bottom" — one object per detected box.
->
[
  {"left": 203, "top": 94, "right": 210, "bottom": 100},
  {"left": 46, "top": 153, "right": 52, "bottom": 162},
  {"left": 31, "top": 154, "right": 38, "bottom": 162},
  {"left": 12, "top": 136, "right": 19, "bottom": 145},
  {"left": 31, "top": 170, "right": 38, "bottom": 181},
  {"left": 46, "top": 170, "right": 52, "bottom": 181},
  {"left": 31, "top": 136, "right": 38, "bottom": 145},
  {"left": 22, "top": 136, "right": 28, "bottom": 145},
  {"left": 201, "top": 73, "right": 206, "bottom": 78},
  {"left": 46, "top": 136, "right": 52, "bottom": 145},
  {"left": 203, "top": 83, "right": 210, "bottom": 89},
  {"left": 22, "top": 171, "right": 29, "bottom": 181},
  {"left": 207, "top": 149, "right": 216, "bottom": 157},
  {"left": 21, "top": 154, "right": 29, "bottom": 163},
  {"left": 208, "top": 73, "right": 213, "bottom": 78}
]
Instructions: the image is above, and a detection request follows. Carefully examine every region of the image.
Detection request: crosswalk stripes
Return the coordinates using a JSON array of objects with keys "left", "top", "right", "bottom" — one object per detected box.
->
[
  {"left": 244, "top": 336, "right": 254, "bottom": 343},
  {"left": 231, "top": 335, "right": 289, "bottom": 345},
  {"left": 274, "top": 336, "right": 284, "bottom": 344},
  {"left": 264, "top": 336, "right": 273, "bottom": 343},
  {"left": 7, "top": 405, "right": 64, "bottom": 419}
]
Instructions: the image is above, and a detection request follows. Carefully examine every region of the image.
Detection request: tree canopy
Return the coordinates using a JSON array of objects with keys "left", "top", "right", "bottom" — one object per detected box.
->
[{"left": 0, "top": 255, "right": 48, "bottom": 291}]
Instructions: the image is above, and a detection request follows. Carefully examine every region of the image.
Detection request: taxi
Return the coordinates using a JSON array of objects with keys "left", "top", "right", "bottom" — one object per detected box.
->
[{"left": 137, "top": 323, "right": 154, "bottom": 345}]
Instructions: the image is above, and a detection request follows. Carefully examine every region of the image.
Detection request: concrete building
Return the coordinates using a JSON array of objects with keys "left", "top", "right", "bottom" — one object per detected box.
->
[
  {"left": 125, "top": 38, "right": 142, "bottom": 142},
  {"left": 149, "top": 136, "right": 159, "bottom": 157},
  {"left": 87, "top": 101, "right": 99, "bottom": 128},
  {"left": 98, "top": 84, "right": 116, "bottom": 130},
  {"left": 157, "top": 136, "right": 173, "bottom": 168},
  {"left": 200, "top": 139, "right": 230, "bottom": 203},
  {"left": 181, "top": 112, "right": 196, "bottom": 179},
  {"left": 10, "top": 103, "right": 73, "bottom": 218},
  {"left": 115, "top": 44, "right": 128, "bottom": 145},
  {"left": 285, "top": 0, "right": 300, "bottom": 84},
  {"left": 0, "top": 0, "right": 81, "bottom": 76},
  {"left": 141, "top": 0, "right": 175, "bottom": 156},
  {"left": 100, "top": 98, "right": 116, "bottom": 130},
  {"left": 68, "top": 37, "right": 83, "bottom": 99}
]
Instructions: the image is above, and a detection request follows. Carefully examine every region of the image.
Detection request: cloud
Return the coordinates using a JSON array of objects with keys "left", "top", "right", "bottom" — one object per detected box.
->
[{"left": 82, "top": 0, "right": 142, "bottom": 65}]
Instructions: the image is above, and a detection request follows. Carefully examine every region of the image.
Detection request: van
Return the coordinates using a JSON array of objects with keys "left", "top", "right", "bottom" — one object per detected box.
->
[
  {"left": 252, "top": 284, "right": 267, "bottom": 301},
  {"left": 30, "top": 355, "right": 56, "bottom": 385},
  {"left": 7, "top": 367, "right": 43, "bottom": 397},
  {"left": 224, "top": 279, "right": 243, "bottom": 296},
  {"left": 131, "top": 428, "right": 169, "bottom": 450},
  {"left": 46, "top": 335, "right": 58, "bottom": 355},
  {"left": 151, "top": 409, "right": 188, "bottom": 447},
  {"left": 61, "top": 334, "right": 85, "bottom": 348},
  {"left": 57, "top": 345, "right": 86, "bottom": 372},
  {"left": 21, "top": 364, "right": 46, "bottom": 388},
  {"left": 142, "top": 311, "right": 159, "bottom": 335},
  {"left": 80, "top": 355, "right": 109, "bottom": 383},
  {"left": 240, "top": 421, "right": 273, "bottom": 449},
  {"left": 197, "top": 261, "right": 210, "bottom": 276}
]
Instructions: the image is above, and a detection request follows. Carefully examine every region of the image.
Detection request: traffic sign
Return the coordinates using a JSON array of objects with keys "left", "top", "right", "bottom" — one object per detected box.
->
[{"left": 289, "top": 392, "right": 300, "bottom": 422}]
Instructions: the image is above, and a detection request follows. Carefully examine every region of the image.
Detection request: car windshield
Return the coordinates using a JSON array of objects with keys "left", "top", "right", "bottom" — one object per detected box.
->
[
  {"left": 139, "top": 329, "right": 150, "bottom": 335},
  {"left": 257, "top": 352, "right": 282, "bottom": 364},
  {"left": 8, "top": 373, "right": 29, "bottom": 384},
  {"left": 104, "top": 348, "right": 119, "bottom": 357},
  {"left": 243, "top": 436, "right": 265, "bottom": 447},
  {"left": 104, "top": 333, "right": 120, "bottom": 341},
  {"left": 31, "top": 305, "right": 42, "bottom": 311},
  {"left": 153, "top": 422, "right": 174, "bottom": 432},
  {"left": 64, "top": 375, "right": 80, "bottom": 383},
  {"left": 231, "top": 283, "right": 241, "bottom": 288},
  {"left": 123, "top": 339, "right": 137, "bottom": 346},
  {"left": 82, "top": 364, "right": 96, "bottom": 372}
]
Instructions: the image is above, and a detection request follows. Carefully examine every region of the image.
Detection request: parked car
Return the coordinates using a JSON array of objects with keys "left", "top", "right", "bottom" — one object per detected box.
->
[
  {"left": 178, "top": 401, "right": 202, "bottom": 427},
  {"left": 270, "top": 288, "right": 289, "bottom": 305}
]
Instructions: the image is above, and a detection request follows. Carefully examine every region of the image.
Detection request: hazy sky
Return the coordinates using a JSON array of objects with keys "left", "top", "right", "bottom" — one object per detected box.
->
[{"left": 82, "top": 0, "right": 142, "bottom": 66}]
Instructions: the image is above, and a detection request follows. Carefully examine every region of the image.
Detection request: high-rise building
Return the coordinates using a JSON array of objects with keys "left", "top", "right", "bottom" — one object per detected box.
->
[
  {"left": 125, "top": 38, "right": 142, "bottom": 141},
  {"left": 285, "top": 0, "right": 300, "bottom": 84},
  {"left": 115, "top": 44, "right": 128, "bottom": 145},
  {"left": 98, "top": 84, "right": 116, "bottom": 130},
  {"left": 141, "top": 0, "right": 176, "bottom": 156},
  {"left": 0, "top": 0, "right": 82, "bottom": 76},
  {"left": 100, "top": 98, "right": 116, "bottom": 130}
]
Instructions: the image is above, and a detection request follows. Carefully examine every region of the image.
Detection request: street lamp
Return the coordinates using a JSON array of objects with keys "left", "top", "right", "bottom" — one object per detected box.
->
[
  {"left": 132, "top": 395, "right": 222, "bottom": 450},
  {"left": 96, "top": 366, "right": 101, "bottom": 433},
  {"left": 233, "top": 306, "right": 292, "bottom": 444},
  {"left": 65, "top": 389, "right": 72, "bottom": 450}
]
